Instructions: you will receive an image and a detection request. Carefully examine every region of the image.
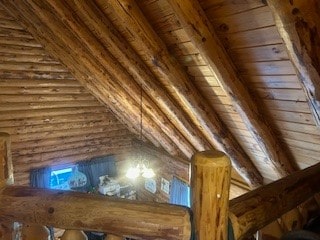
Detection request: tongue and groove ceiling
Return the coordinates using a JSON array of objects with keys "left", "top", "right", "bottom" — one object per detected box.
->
[{"left": 0, "top": 0, "right": 320, "bottom": 188}]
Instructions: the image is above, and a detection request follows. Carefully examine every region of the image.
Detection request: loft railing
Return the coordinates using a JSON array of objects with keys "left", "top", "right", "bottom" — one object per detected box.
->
[{"left": 1, "top": 133, "right": 320, "bottom": 240}]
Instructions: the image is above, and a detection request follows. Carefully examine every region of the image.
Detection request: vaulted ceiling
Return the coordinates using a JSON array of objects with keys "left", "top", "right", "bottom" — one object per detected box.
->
[{"left": 0, "top": 0, "right": 319, "bottom": 188}]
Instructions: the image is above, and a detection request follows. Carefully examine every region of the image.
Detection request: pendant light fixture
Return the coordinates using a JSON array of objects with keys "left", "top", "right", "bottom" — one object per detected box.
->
[{"left": 126, "top": 84, "right": 155, "bottom": 179}]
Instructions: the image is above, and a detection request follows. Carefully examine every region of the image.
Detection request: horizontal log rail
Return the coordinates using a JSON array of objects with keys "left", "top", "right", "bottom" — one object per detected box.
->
[
  {"left": 0, "top": 186, "right": 191, "bottom": 240},
  {"left": 229, "top": 160, "right": 320, "bottom": 239},
  {"left": 2, "top": 147, "right": 320, "bottom": 239}
]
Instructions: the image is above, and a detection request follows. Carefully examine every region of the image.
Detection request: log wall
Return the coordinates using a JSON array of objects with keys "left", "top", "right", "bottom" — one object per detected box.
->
[
  {"left": 0, "top": 6, "right": 137, "bottom": 185},
  {"left": 117, "top": 142, "right": 249, "bottom": 203}
]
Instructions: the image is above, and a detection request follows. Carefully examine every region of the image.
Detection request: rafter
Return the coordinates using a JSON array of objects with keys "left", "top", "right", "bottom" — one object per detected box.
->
[
  {"left": 167, "top": 0, "right": 298, "bottom": 177},
  {"left": 102, "top": 0, "right": 263, "bottom": 187},
  {"left": 0, "top": 0, "right": 182, "bottom": 157},
  {"left": 37, "top": 0, "right": 196, "bottom": 158},
  {"left": 267, "top": 0, "right": 320, "bottom": 127},
  {"left": 67, "top": 0, "right": 211, "bottom": 152}
]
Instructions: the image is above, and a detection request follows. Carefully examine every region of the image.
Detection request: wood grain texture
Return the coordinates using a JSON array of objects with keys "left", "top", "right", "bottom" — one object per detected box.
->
[
  {"left": 168, "top": 0, "right": 298, "bottom": 177},
  {"left": 267, "top": 0, "right": 320, "bottom": 127},
  {"left": 0, "top": 133, "right": 13, "bottom": 188},
  {"left": 0, "top": 186, "right": 191, "bottom": 240},
  {"left": 192, "top": 150, "right": 231, "bottom": 240},
  {"left": 101, "top": 0, "right": 262, "bottom": 188},
  {"left": 229, "top": 160, "right": 320, "bottom": 239}
]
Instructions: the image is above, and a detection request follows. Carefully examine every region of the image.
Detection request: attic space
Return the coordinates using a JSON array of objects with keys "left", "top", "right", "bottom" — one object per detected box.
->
[{"left": 0, "top": 0, "right": 320, "bottom": 240}]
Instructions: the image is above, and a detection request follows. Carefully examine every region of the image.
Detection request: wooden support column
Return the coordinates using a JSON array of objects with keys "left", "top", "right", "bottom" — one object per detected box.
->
[
  {"left": 267, "top": 0, "right": 320, "bottom": 127},
  {"left": 0, "top": 133, "right": 13, "bottom": 240},
  {"left": 0, "top": 133, "right": 13, "bottom": 188},
  {"left": 0, "top": 186, "right": 191, "bottom": 240},
  {"left": 229, "top": 160, "right": 320, "bottom": 240},
  {"left": 192, "top": 150, "right": 231, "bottom": 240}
]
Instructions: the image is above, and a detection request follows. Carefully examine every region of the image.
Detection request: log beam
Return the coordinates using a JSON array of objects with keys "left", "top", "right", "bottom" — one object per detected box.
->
[
  {"left": 192, "top": 151, "right": 231, "bottom": 240},
  {"left": 102, "top": 0, "right": 263, "bottom": 187},
  {"left": 168, "top": 0, "right": 298, "bottom": 177},
  {"left": 40, "top": 0, "right": 195, "bottom": 158},
  {"left": 0, "top": 186, "right": 191, "bottom": 240},
  {"left": 267, "top": 0, "right": 320, "bottom": 127},
  {"left": 229, "top": 160, "right": 320, "bottom": 240},
  {"left": 67, "top": 0, "right": 211, "bottom": 152},
  {"left": 0, "top": 0, "right": 177, "bottom": 156}
]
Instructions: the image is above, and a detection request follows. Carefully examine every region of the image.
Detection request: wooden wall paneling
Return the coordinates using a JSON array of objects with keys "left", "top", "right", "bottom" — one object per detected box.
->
[
  {"left": 168, "top": 0, "right": 298, "bottom": 179},
  {"left": 267, "top": 0, "right": 320, "bottom": 127},
  {"left": 101, "top": 0, "right": 263, "bottom": 188},
  {"left": 68, "top": 0, "right": 211, "bottom": 152},
  {"left": 1, "top": 0, "right": 182, "bottom": 157},
  {"left": 0, "top": 9, "right": 141, "bottom": 187},
  {"left": 42, "top": 0, "right": 196, "bottom": 159}
]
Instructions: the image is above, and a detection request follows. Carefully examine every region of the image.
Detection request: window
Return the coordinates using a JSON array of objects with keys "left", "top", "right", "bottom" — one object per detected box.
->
[
  {"left": 50, "top": 166, "right": 74, "bottom": 190},
  {"left": 169, "top": 177, "right": 190, "bottom": 207}
]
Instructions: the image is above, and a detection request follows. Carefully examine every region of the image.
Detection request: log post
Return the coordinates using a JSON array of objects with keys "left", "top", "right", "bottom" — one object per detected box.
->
[
  {"left": 229, "top": 161, "right": 320, "bottom": 240},
  {"left": 0, "top": 133, "right": 13, "bottom": 188},
  {"left": 191, "top": 150, "right": 231, "bottom": 240},
  {"left": 0, "top": 133, "right": 13, "bottom": 240},
  {"left": 0, "top": 186, "right": 191, "bottom": 240}
]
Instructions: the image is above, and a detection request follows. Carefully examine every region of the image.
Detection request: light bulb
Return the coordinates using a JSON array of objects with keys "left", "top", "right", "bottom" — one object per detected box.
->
[
  {"left": 125, "top": 166, "right": 140, "bottom": 179},
  {"left": 142, "top": 167, "right": 155, "bottom": 178}
]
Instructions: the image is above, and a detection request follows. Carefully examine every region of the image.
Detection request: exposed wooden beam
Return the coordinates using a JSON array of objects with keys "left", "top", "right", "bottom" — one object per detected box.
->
[
  {"left": 40, "top": 0, "right": 195, "bottom": 158},
  {"left": 267, "top": 0, "right": 320, "bottom": 127},
  {"left": 229, "top": 160, "right": 320, "bottom": 240},
  {"left": 0, "top": 186, "right": 191, "bottom": 240},
  {"left": 0, "top": 0, "right": 180, "bottom": 157},
  {"left": 67, "top": 0, "right": 211, "bottom": 152},
  {"left": 102, "top": 0, "right": 263, "bottom": 187},
  {"left": 168, "top": 0, "right": 298, "bottom": 177}
]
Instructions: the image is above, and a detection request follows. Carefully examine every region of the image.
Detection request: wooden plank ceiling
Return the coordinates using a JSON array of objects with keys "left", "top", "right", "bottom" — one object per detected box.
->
[{"left": 0, "top": 0, "right": 319, "bottom": 188}]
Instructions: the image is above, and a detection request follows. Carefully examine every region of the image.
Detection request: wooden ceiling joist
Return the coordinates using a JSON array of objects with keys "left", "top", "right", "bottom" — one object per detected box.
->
[
  {"left": 167, "top": 0, "right": 298, "bottom": 177},
  {"left": 103, "top": 0, "right": 263, "bottom": 187},
  {"left": 68, "top": 0, "right": 211, "bottom": 152},
  {"left": 267, "top": 0, "right": 320, "bottom": 127},
  {"left": 0, "top": 0, "right": 177, "bottom": 156},
  {"left": 42, "top": 0, "right": 196, "bottom": 159}
]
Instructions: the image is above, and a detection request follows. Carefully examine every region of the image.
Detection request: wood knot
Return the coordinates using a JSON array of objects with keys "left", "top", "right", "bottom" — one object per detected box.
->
[
  {"left": 218, "top": 23, "right": 229, "bottom": 32},
  {"left": 48, "top": 207, "right": 55, "bottom": 214},
  {"left": 292, "top": 8, "right": 299, "bottom": 15},
  {"left": 202, "top": 37, "right": 206, "bottom": 42},
  {"left": 272, "top": 47, "right": 280, "bottom": 54}
]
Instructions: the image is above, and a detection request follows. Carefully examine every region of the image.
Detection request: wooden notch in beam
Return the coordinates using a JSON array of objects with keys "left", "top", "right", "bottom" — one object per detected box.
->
[
  {"left": 0, "top": 186, "right": 191, "bottom": 240},
  {"left": 267, "top": 0, "right": 320, "bottom": 127},
  {"left": 229, "top": 160, "right": 320, "bottom": 240},
  {"left": 102, "top": 0, "right": 263, "bottom": 188},
  {"left": 168, "top": 0, "right": 298, "bottom": 177}
]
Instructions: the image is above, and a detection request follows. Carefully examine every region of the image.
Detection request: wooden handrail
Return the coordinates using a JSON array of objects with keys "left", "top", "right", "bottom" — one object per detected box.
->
[
  {"left": 229, "top": 161, "right": 320, "bottom": 239},
  {"left": 1, "top": 146, "right": 320, "bottom": 239},
  {"left": 0, "top": 186, "right": 191, "bottom": 240}
]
